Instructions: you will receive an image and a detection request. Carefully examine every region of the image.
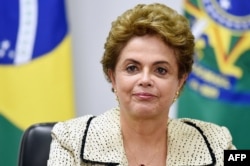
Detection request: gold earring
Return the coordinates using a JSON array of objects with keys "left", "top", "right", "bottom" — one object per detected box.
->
[
  {"left": 114, "top": 89, "right": 120, "bottom": 105},
  {"left": 176, "top": 91, "right": 179, "bottom": 97},
  {"left": 173, "top": 91, "right": 179, "bottom": 102}
]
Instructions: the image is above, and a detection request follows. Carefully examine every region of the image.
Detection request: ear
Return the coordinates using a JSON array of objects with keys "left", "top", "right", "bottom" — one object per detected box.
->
[
  {"left": 178, "top": 73, "right": 188, "bottom": 90},
  {"left": 108, "top": 69, "right": 116, "bottom": 90}
]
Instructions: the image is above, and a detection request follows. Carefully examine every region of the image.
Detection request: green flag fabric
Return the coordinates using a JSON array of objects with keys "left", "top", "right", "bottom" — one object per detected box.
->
[{"left": 178, "top": 0, "right": 250, "bottom": 149}]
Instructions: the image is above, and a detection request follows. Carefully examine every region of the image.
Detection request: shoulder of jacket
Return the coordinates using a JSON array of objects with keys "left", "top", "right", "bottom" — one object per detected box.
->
[
  {"left": 52, "top": 107, "right": 118, "bottom": 137},
  {"left": 178, "top": 118, "right": 227, "bottom": 132},
  {"left": 175, "top": 118, "right": 235, "bottom": 149},
  {"left": 51, "top": 115, "right": 94, "bottom": 149},
  {"left": 53, "top": 115, "right": 94, "bottom": 132}
]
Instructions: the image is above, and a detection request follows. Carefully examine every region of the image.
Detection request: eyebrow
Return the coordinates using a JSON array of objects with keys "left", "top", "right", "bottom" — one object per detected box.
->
[{"left": 124, "top": 58, "right": 170, "bottom": 66}]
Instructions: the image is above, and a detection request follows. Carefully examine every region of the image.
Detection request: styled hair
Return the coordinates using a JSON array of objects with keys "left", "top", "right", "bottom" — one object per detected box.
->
[{"left": 101, "top": 3, "right": 194, "bottom": 82}]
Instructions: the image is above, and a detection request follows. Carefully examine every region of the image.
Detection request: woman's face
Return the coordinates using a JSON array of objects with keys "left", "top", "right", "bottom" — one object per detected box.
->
[{"left": 109, "top": 35, "right": 186, "bottom": 120}]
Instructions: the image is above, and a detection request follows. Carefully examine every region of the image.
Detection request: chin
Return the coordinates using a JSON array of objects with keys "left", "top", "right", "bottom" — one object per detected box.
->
[{"left": 134, "top": 106, "right": 158, "bottom": 116}]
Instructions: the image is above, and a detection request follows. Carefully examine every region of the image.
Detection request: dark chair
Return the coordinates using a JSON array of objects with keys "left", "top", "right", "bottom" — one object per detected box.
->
[{"left": 18, "top": 122, "right": 56, "bottom": 166}]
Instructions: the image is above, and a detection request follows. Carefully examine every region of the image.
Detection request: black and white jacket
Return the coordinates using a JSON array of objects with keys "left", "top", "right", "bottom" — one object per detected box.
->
[{"left": 48, "top": 107, "right": 235, "bottom": 166}]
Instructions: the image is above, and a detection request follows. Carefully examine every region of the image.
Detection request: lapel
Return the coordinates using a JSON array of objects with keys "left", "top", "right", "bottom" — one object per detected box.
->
[
  {"left": 81, "top": 108, "right": 124, "bottom": 165},
  {"left": 167, "top": 119, "right": 214, "bottom": 166}
]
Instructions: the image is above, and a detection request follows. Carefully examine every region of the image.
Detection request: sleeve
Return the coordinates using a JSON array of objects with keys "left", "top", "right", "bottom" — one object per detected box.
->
[
  {"left": 47, "top": 115, "right": 93, "bottom": 166},
  {"left": 47, "top": 122, "right": 76, "bottom": 166},
  {"left": 221, "top": 126, "right": 237, "bottom": 150}
]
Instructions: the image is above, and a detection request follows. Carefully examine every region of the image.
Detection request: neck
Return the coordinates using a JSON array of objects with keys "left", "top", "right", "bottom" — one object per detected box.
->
[
  {"left": 121, "top": 118, "right": 168, "bottom": 150},
  {"left": 120, "top": 108, "right": 168, "bottom": 138},
  {"left": 120, "top": 112, "right": 168, "bottom": 166},
  {"left": 122, "top": 119, "right": 167, "bottom": 143}
]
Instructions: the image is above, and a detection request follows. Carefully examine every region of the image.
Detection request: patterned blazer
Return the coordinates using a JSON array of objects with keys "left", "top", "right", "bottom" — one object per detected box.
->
[{"left": 48, "top": 108, "right": 236, "bottom": 166}]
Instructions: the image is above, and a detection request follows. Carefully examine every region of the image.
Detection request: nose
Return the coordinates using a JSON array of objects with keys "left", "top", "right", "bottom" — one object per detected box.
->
[{"left": 139, "top": 70, "right": 152, "bottom": 87}]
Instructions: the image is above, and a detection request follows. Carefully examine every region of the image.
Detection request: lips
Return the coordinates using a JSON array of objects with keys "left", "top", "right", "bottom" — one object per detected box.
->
[{"left": 133, "top": 92, "right": 156, "bottom": 100}]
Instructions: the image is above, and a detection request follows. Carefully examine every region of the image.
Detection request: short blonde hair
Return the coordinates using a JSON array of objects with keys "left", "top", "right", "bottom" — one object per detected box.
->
[{"left": 101, "top": 3, "right": 194, "bottom": 82}]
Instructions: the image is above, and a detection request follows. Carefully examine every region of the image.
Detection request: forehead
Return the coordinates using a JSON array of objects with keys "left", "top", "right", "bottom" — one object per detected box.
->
[{"left": 118, "top": 35, "right": 176, "bottom": 64}]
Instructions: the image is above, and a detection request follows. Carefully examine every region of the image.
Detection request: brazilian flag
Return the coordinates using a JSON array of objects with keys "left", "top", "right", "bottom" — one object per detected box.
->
[
  {"left": 178, "top": 0, "right": 250, "bottom": 149},
  {"left": 0, "top": 0, "right": 75, "bottom": 165}
]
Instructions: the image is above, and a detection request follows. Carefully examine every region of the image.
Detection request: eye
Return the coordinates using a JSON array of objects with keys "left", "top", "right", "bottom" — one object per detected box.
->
[
  {"left": 156, "top": 67, "right": 167, "bottom": 75},
  {"left": 126, "top": 64, "right": 138, "bottom": 73}
]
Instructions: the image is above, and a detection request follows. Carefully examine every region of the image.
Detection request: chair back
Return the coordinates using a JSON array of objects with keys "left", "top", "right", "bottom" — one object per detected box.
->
[{"left": 18, "top": 122, "right": 56, "bottom": 166}]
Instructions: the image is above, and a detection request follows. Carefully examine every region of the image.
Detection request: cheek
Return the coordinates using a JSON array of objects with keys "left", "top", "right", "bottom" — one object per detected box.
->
[
  {"left": 158, "top": 81, "right": 178, "bottom": 100},
  {"left": 116, "top": 76, "right": 135, "bottom": 92}
]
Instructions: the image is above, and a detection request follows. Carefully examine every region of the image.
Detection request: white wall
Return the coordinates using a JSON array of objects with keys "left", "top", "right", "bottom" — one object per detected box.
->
[{"left": 65, "top": 0, "right": 183, "bottom": 117}]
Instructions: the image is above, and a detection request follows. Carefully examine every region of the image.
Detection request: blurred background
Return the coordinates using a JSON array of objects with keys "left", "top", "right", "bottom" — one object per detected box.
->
[{"left": 1, "top": 0, "right": 249, "bottom": 165}]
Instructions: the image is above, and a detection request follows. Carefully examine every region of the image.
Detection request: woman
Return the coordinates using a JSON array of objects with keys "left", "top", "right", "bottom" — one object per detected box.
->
[{"left": 48, "top": 3, "right": 235, "bottom": 166}]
